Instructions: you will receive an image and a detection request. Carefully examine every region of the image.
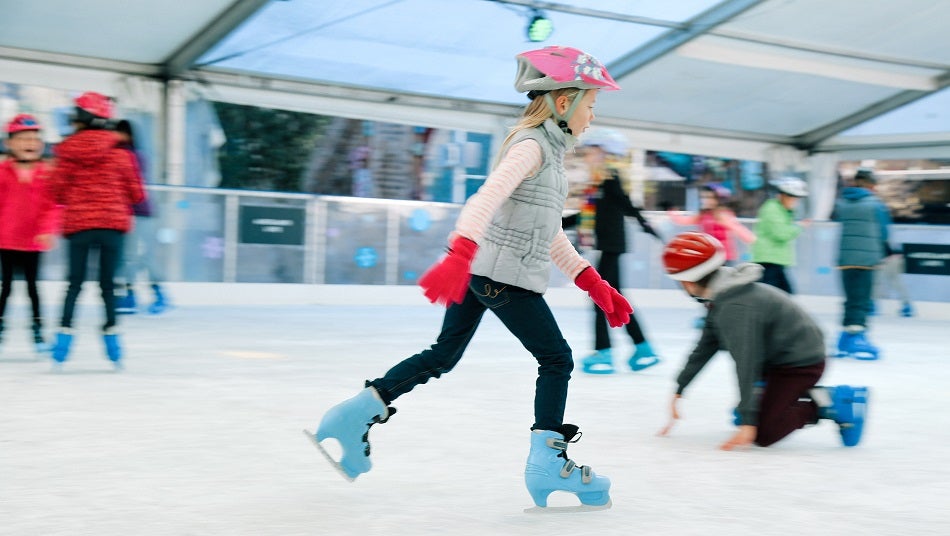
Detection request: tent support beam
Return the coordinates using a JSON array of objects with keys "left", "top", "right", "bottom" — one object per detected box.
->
[
  {"left": 162, "top": 0, "right": 271, "bottom": 78},
  {"left": 606, "top": 0, "right": 768, "bottom": 79},
  {"left": 794, "top": 70, "right": 950, "bottom": 150}
]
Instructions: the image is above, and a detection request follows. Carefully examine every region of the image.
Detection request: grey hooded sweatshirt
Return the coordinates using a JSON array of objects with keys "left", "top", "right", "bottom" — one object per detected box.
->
[{"left": 675, "top": 263, "right": 826, "bottom": 426}]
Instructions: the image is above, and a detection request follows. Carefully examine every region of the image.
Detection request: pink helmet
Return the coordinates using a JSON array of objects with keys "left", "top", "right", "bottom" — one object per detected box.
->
[
  {"left": 74, "top": 91, "right": 114, "bottom": 119},
  {"left": 6, "top": 113, "right": 41, "bottom": 134},
  {"left": 514, "top": 46, "right": 620, "bottom": 95}
]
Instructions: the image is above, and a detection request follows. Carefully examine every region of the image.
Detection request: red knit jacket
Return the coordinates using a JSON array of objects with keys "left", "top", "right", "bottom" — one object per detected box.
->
[
  {"left": 49, "top": 129, "right": 145, "bottom": 236},
  {"left": 0, "top": 160, "right": 61, "bottom": 251}
]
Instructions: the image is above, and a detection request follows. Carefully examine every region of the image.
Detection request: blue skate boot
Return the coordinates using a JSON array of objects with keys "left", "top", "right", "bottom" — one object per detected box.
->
[
  {"left": 51, "top": 330, "right": 74, "bottom": 366},
  {"left": 525, "top": 425, "right": 611, "bottom": 512},
  {"left": 817, "top": 385, "right": 869, "bottom": 447},
  {"left": 32, "top": 320, "right": 51, "bottom": 354},
  {"left": 833, "top": 331, "right": 853, "bottom": 358},
  {"left": 628, "top": 341, "right": 660, "bottom": 371},
  {"left": 848, "top": 331, "right": 880, "bottom": 360},
  {"left": 304, "top": 386, "right": 395, "bottom": 481},
  {"left": 116, "top": 289, "right": 137, "bottom": 314},
  {"left": 147, "top": 284, "right": 169, "bottom": 315},
  {"left": 899, "top": 302, "right": 914, "bottom": 317},
  {"left": 581, "top": 349, "right": 614, "bottom": 374},
  {"left": 103, "top": 329, "right": 123, "bottom": 369}
]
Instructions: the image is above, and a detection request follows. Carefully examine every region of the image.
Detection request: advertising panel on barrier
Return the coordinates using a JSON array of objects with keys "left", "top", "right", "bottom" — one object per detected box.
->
[
  {"left": 239, "top": 205, "right": 305, "bottom": 246},
  {"left": 904, "top": 243, "right": 950, "bottom": 276}
]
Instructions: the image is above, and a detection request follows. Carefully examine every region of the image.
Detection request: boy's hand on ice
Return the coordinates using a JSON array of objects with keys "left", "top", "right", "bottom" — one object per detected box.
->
[
  {"left": 720, "top": 425, "right": 756, "bottom": 451},
  {"left": 657, "top": 394, "right": 682, "bottom": 437}
]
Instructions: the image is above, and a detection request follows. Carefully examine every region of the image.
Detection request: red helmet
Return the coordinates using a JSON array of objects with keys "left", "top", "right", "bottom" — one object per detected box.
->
[
  {"left": 662, "top": 232, "right": 726, "bottom": 282},
  {"left": 514, "top": 46, "right": 620, "bottom": 94},
  {"left": 74, "top": 91, "right": 114, "bottom": 119},
  {"left": 6, "top": 113, "right": 41, "bottom": 134}
]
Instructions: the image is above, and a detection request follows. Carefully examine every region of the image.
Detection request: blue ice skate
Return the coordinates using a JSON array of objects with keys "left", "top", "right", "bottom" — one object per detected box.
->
[
  {"left": 628, "top": 341, "right": 660, "bottom": 371},
  {"left": 116, "top": 290, "right": 137, "bottom": 315},
  {"left": 899, "top": 303, "right": 914, "bottom": 318},
  {"left": 148, "top": 284, "right": 169, "bottom": 315},
  {"left": 304, "top": 386, "right": 395, "bottom": 481},
  {"left": 32, "top": 322, "right": 51, "bottom": 354},
  {"left": 51, "top": 330, "right": 73, "bottom": 365},
  {"left": 835, "top": 331, "right": 880, "bottom": 360},
  {"left": 524, "top": 425, "right": 611, "bottom": 512},
  {"left": 819, "top": 385, "right": 869, "bottom": 447},
  {"left": 103, "top": 330, "right": 123, "bottom": 370},
  {"left": 581, "top": 349, "right": 614, "bottom": 374}
]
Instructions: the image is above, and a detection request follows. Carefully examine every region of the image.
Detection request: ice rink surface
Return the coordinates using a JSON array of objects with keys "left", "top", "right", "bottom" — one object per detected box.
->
[{"left": 1, "top": 290, "right": 947, "bottom": 536}]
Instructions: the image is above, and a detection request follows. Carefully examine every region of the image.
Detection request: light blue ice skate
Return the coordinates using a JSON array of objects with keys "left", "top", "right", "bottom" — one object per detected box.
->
[
  {"left": 304, "top": 386, "right": 395, "bottom": 481},
  {"left": 103, "top": 330, "right": 123, "bottom": 370},
  {"left": 116, "top": 290, "right": 137, "bottom": 315},
  {"left": 899, "top": 303, "right": 914, "bottom": 318},
  {"left": 524, "top": 425, "right": 611, "bottom": 512},
  {"left": 32, "top": 322, "right": 51, "bottom": 354},
  {"left": 51, "top": 330, "right": 73, "bottom": 366},
  {"left": 581, "top": 349, "right": 614, "bottom": 374},
  {"left": 148, "top": 284, "right": 169, "bottom": 315},
  {"left": 818, "top": 385, "right": 869, "bottom": 447},
  {"left": 628, "top": 341, "right": 660, "bottom": 371}
]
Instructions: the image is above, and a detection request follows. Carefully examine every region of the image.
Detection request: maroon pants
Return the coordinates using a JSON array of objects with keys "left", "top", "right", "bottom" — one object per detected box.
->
[{"left": 755, "top": 360, "right": 825, "bottom": 447}]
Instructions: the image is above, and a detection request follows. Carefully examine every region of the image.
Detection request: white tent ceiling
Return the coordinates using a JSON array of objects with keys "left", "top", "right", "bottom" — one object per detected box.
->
[{"left": 1, "top": 0, "right": 949, "bottom": 156}]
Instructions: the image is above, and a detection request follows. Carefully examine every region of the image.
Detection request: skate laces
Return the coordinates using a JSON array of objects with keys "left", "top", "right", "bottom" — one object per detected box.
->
[
  {"left": 361, "top": 406, "right": 397, "bottom": 456},
  {"left": 546, "top": 424, "right": 594, "bottom": 484}
]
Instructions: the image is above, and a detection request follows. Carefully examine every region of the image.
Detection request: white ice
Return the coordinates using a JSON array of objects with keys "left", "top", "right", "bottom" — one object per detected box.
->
[{"left": 1, "top": 287, "right": 947, "bottom": 536}]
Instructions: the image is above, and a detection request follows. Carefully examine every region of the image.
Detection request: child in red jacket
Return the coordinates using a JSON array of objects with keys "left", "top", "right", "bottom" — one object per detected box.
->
[
  {"left": 0, "top": 114, "right": 60, "bottom": 352},
  {"left": 47, "top": 93, "right": 144, "bottom": 369}
]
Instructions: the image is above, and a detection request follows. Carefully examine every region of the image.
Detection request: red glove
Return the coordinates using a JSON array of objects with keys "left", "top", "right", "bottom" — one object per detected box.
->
[
  {"left": 418, "top": 236, "right": 478, "bottom": 306},
  {"left": 574, "top": 267, "right": 633, "bottom": 327}
]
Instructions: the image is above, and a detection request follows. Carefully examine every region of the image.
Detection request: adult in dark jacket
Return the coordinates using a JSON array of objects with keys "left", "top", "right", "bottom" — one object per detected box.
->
[
  {"left": 830, "top": 168, "right": 888, "bottom": 360},
  {"left": 562, "top": 129, "right": 661, "bottom": 374},
  {"left": 48, "top": 92, "right": 145, "bottom": 369},
  {"left": 657, "top": 232, "right": 869, "bottom": 450}
]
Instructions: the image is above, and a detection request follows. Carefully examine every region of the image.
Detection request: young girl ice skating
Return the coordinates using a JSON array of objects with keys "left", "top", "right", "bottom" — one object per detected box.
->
[{"left": 308, "top": 46, "right": 629, "bottom": 511}]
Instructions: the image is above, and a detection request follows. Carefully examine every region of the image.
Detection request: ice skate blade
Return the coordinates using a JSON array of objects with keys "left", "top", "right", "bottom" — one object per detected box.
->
[
  {"left": 302, "top": 429, "right": 356, "bottom": 482},
  {"left": 524, "top": 499, "right": 612, "bottom": 514}
]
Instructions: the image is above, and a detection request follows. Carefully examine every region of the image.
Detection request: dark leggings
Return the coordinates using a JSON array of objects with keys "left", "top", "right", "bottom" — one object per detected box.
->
[
  {"left": 594, "top": 251, "right": 645, "bottom": 349},
  {"left": 755, "top": 360, "right": 825, "bottom": 447},
  {"left": 60, "top": 229, "right": 124, "bottom": 331},
  {"left": 0, "top": 250, "right": 42, "bottom": 321}
]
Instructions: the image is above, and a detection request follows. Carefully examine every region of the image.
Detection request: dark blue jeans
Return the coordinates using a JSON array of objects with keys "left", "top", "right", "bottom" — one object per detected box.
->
[
  {"left": 840, "top": 268, "right": 873, "bottom": 328},
  {"left": 60, "top": 229, "right": 125, "bottom": 331},
  {"left": 368, "top": 275, "right": 574, "bottom": 431},
  {"left": 758, "top": 262, "right": 793, "bottom": 294}
]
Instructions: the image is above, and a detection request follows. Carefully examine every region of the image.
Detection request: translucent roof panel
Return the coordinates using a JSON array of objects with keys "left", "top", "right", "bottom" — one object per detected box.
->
[
  {"left": 0, "top": 0, "right": 236, "bottom": 64},
  {"left": 837, "top": 87, "right": 950, "bottom": 137},
  {"left": 197, "top": 0, "right": 726, "bottom": 104}
]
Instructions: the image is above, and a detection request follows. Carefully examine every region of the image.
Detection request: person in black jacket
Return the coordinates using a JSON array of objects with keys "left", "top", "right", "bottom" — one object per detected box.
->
[{"left": 563, "top": 129, "right": 662, "bottom": 374}]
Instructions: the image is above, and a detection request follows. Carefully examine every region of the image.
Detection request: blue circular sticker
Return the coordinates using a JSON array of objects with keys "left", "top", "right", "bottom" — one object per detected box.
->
[
  {"left": 354, "top": 247, "right": 378, "bottom": 268},
  {"left": 408, "top": 208, "right": 431, "bottom": 232}
]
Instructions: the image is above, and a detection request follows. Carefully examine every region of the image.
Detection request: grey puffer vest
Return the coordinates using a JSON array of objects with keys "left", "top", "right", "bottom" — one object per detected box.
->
[
  {"left": 835, "top": 188, "right": 885, "bottom": 267},
  {"left": 470, "top": 119, "right": 572, "bottom": 294}
]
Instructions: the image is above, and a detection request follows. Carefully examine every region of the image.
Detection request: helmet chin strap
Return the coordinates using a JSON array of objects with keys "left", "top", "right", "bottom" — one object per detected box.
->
[{"left": 543, "top": 89, "right": 586, "bottom": 134}]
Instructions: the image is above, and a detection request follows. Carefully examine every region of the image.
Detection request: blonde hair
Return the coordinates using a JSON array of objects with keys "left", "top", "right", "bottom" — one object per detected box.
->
[{"left": 495, "top": 88, "right": 580, "bottom": 167}]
